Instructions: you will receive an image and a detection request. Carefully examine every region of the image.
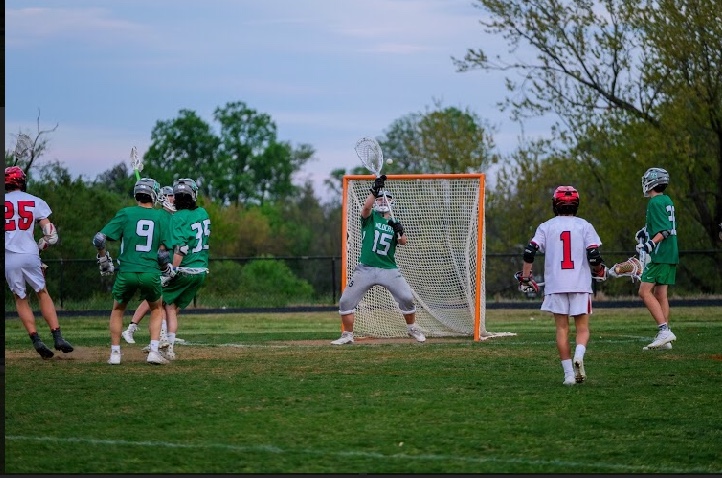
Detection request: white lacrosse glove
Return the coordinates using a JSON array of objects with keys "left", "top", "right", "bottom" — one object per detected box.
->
[
  {"left": 636, "top": 240, "right": 655, "bottom": 255},
  {"left": 97, "top": 252, "right": 115, "bottom": 276},
  {"left": 514, "top": 271, "right": 539, "bottom": 294},
  {"left": 160, "top": 264, "right": 177, "bottom": 287},
  {"left": 635, "top": 227, "right": 648, "bottom": 242}
]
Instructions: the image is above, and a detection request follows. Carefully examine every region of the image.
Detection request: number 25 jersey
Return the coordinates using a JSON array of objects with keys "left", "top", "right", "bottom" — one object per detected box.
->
[{"left": 5, "top": 190, "right": 52, "bottom": 254}]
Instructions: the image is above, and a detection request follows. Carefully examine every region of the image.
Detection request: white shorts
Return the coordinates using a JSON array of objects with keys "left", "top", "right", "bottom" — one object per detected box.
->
[
  {"left": 541, "top": 292, "right": 592, "bottom": 316},
  {"left": 5, "top": 252, "right": 46, "bottom": 299}
]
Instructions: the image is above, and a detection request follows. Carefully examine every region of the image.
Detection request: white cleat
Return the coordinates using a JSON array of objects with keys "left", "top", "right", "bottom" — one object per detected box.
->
[
  {"left": 331, "top": 332, "right": 354, "bottom": 345},
  {"left": 644, "top": 330, "right": 676, "bottom": 350},
  {"left": 573, "top": 356, "right": 586, "bottom": 384},
  {"left": 563, "top": 376, "right": 576, "bottom": 386},
  {"left": 121, "top": 329, "right": 136, "bottom": 344},
  {"left": 162, "top": 349, "right": 176, "bottom": 361},
  {"left": 644, "top": 342, "right": 673, "bottom": 351},
  {"left": 147, "top": 351, "right": 169, "bottom": 365},
  {"left": 108, "top": 350, "right": 121, "bottom": 365},
  {"left": 407, "top": 325, "right": 426, "bottom": 343}
]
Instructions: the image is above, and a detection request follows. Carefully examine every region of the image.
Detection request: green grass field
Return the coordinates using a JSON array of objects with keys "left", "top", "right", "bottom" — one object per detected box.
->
[{"left": 4, "top": 307, "right": 722, "bottom": 473}]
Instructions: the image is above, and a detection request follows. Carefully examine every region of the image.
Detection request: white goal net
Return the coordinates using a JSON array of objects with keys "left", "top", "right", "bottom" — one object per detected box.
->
[{"left": 342, "top": 174, "right": 501, "bottom": 341}]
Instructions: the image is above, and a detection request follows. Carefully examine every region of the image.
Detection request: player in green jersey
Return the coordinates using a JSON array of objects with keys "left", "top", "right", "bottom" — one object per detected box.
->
[
  {"left": 331, "top": 175, "right": 426, "bottom": 345},
  {"left": 92, "top": 178, "right": 172, "bottom": 365},
  {"left": 160, "top": 178, "right": 210, "bottom": 360},
  {"left": 635, "top": 167, "right": 679, "bottom": 350},
  {"left": 123, "top": 185, "right": 177, "bottom": 347}
]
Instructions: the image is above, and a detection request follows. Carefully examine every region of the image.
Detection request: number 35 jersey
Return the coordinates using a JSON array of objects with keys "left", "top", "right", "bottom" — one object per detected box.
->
[
  {"left": 530, "top": 215, "right": 602, "bottom": 295},
  {"left": 169, "top": 207, "right": 211, "bottom": 268}
]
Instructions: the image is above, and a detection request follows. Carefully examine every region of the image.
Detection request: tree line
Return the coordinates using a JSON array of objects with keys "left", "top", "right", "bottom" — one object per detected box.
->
[{"left": 7, "top": 0, "right": 721, "bottom": 297}]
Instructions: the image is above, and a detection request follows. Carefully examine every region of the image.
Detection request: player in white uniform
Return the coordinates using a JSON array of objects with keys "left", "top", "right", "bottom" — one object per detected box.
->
[
  {"left": 5, "top": 166, "right": 74, "bottom": 359},
  {"left": 516, "top": 186, "right": 607, "bottom": 385}
]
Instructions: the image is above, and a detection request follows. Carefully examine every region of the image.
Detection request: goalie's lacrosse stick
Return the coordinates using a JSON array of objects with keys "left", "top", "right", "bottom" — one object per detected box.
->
[
  {"left": 13, "top": 133, "right": 33, "bottom": 166},
  {"left": 354, "top": 136, "right": 395, "bottom": 220},
  {"left": 129, "top": 146, "right": 143, "bottom": 181}
]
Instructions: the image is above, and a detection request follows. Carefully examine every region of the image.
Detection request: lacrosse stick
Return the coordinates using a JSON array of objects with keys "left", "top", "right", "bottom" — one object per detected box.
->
[
  {"left": 354, "top": 136, "right": 395, "bottom": 220},
  {"left": 608, "top": 256, "right": 644, "bottom": 282},
  {"left": 129, "top": 146, "right": 143, "bottom": 181},
  {"left": 13, "top": 134, "right": 33, "bottom": 166}
]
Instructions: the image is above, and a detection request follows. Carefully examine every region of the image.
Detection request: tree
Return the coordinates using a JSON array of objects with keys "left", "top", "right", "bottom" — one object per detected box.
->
[
  {"left": 5, "top": 110, "right": 59, "bottom": 174},
  {"left": 379, "top": 101, "right": 498, "bottom": 174},
  {"left": 455, "top": 0, "right": 722, "bottom": 247}
]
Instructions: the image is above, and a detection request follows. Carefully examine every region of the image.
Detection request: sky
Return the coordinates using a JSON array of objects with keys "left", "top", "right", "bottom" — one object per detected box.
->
[{"left": 5, "top": 0, "right": 550, "bottom": 196}]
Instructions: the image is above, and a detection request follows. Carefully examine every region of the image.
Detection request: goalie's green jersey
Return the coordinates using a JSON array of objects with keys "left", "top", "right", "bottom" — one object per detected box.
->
[
  {"left": 100, "top": 205, "right": 170, "bottom": 273},
  {"left": 358, "top": 210, "right": 399, "bottom": 269},
  {"left": 645, "top": 194, "right": 679, "bottom": 265},
  {"left": 169, "top": 207, "right": 211, "bottom": 268}
]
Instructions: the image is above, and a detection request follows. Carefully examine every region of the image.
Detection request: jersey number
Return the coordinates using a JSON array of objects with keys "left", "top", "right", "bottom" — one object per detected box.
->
[
  {"left": 135, "top": 220, "right": 155, "bottom": 252},
  {"left": 371, "top": 230, "right": 393, "bottom": 256},
  {"left": 190, "top": 219, "right": 211, "bottom": 253},
  {"left": 559, "top": 230, "right": 574, "bottom": 270},
  {"left": 5, "top": 200, "right": 35, "bottom": 231}
]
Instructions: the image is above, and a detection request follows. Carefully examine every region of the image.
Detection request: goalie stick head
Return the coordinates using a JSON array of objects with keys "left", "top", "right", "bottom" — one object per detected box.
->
[
  {"left": 642, "top": 167, "right": 669, "bottom": 197},
  {"left": 5, "top": 166, "right": 27, "bottom": 192},
  {"left": 13, "top": 134, "right": 33, "bottom": 165},
  {"left": 374, "top": 190, "right": 394, "bottom": 213},
  {"left": 552, "top": 186, "right": 579, "bottom": 216},
  {"left": 134, "top": 177, "right": 160, "bottom": 204}
]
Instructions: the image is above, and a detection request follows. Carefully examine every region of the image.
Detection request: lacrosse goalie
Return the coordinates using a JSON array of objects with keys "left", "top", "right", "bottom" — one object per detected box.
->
[{"left": 516, "top": 186, "right": 607, "bottom": 386}]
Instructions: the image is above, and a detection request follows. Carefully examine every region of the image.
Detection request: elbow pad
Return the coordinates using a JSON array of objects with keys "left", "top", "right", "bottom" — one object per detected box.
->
[
  {"left": 157, "top": 248, "right": 171, "bottom": 266},
  {"left": 586, "top": 246, "right": 604, "bottom": 267},
  {"left": 523, "top": 242, "right": 539, "bottom": 264},
  {"left": 660, "top": 230, "right": 672, "bottom": 239},
  {"left": 41, "top": 222, "right": 59, "bottom": 245},
  {"left": 174, "top": 244, "right": 189, "bottom": 256},
  {"left": 92, "top": 232, "right": 107, "bottom": 250}
]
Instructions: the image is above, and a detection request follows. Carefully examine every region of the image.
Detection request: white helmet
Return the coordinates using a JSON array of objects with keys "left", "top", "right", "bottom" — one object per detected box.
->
[
  {"left": 158, "top": 185, "right": 176, "bottom": 211},
  {"left": 374, "top": 190, "right": 394, "bottom": 213},
  {"left": 641, "top": 167, "right": 669, "bottom": 197}
]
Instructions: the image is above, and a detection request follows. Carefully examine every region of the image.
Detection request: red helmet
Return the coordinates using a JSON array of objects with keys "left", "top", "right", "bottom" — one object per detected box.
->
[
  {"left": 5, "top": 166, "right": 27, "bottom": 192},
  {"left": 552, "top": 185, "right": 579, "bottom": 216}
]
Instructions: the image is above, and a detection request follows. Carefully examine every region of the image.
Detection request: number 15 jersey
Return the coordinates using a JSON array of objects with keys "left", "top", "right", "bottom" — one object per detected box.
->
[{"left": 530, "top": 215, "right": 602, "bottom": 295}]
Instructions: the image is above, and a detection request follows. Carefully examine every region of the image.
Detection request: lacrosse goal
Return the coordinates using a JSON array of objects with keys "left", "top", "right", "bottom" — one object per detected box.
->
[{"left": 342, "top": 174, "right": 506, "bottom": 341}]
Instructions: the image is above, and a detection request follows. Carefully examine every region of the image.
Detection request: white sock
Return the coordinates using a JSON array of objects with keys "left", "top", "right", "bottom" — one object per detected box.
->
[
  {"left": 406, "top": 323, "right": 416, "bottom": 331},
  {"left": 161, "top": 319, "right": 168, "bottom": 334},
  {"left": 128, "top": 323, "right": 137, "bottom": 332},
  {"left": 574, "top": 344, "right": 586, "bottom": 359},
  {"left": 168, "top": 332, "right": 176, "bottom": 344},
  {"left": 150, "top": 340, "right": 159, "bottom": 353},
  {"left": 561, "top": 359, "right": 573, "bottom": 376},
  {"left": 111, "top": 345, "right": 121, "bottom": 353}
]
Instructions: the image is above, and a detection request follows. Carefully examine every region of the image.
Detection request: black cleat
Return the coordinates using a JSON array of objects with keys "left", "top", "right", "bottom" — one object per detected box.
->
[
  {"left": 34, "top": 341, "right": 55, "bottom": 359},
  {"left": 54, "top": 337, "right": 74, "bottom": 353}
]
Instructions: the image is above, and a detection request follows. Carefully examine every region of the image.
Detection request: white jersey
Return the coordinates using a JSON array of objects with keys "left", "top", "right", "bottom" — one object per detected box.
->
[
  {"left": 530, "top": 215, "right": 602, "bottom": 295},
  {"left": 4, "top": 190, "right": 52, "bottom": 255}
]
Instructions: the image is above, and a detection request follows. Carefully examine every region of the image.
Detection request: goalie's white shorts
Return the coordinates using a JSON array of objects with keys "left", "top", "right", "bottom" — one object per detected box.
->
[
  {"left": 541, "top": 292, "right": 592, "bottom": 316},
  {"left": 5, "top": 252, "right": 46, "bottom": 299},
  {"left": 339, "top": 264, "right": 417, "bottom": 315}
]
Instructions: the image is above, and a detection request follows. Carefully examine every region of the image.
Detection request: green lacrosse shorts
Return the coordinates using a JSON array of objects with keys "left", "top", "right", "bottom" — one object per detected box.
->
[
  {"left": 112, "top": 271, "right": 162, "bottom": 304},
  {"left": 641, "top": 262, "right": 677, "bottom": 286},
  {"left": 162, "top": 273, "right": 207, "bottom": 309}
]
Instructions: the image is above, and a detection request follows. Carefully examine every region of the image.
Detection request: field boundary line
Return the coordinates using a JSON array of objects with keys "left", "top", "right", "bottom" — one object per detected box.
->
[{"left": 5, "top": 435, "right": 717, "bottom": 473}]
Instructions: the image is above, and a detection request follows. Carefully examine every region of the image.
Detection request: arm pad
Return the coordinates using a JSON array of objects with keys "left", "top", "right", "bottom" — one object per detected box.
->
[
  {"left": 41, "top": 222, "right": 59, "bottom": 245},
  {"left": 174, "top": 244, "right": 189, "bottom": 256},
  {"left": 157, "top": 248, "right": 171, "bottom": 266},
  {"left": 92, "top": 232, "right": 107, "bottom": 250},
  {"left": 660, "top": 230, "right": 672, "bottom": 239},
  {"left": 586, "top": 246, "right": 604, "bottom": 267},
  {"left": 523, "top": 242, "right": 539, "bottom": 264}
]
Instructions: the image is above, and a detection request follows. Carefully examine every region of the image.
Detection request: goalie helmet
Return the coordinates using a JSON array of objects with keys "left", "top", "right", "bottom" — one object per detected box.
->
[
  {"left": 173, "top": 178, "right": 198, "bottom": 202},
  {"left": 5, "top": 166, "right": 27, "bottom": 192},
  {"left": 134, "top": 177, "right": 160, "bottom": 204},
  {"left": 158, "top": 185, "right": 176, "bottom": 211},
  {"left": 641, "top": 167, "right": 669, "bottom": 197},
  {"left": 374, "top": 190, "right": 394, "bottom": 214},
  {"left": 552, "top": 185, "right": 580, "bottom": 216}
]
